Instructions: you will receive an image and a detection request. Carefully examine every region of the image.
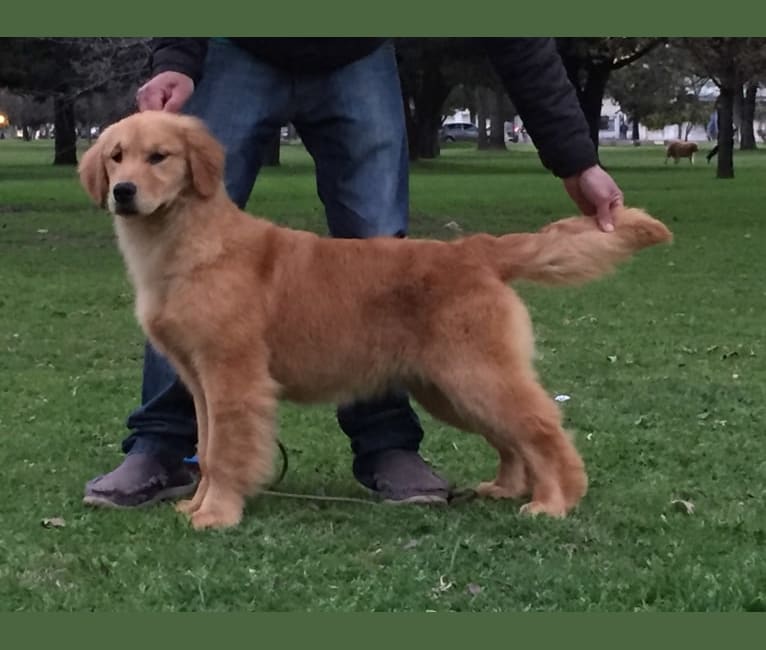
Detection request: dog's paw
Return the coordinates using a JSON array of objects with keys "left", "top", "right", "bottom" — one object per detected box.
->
[
  {"left": 175, "top": 499, "right": 198, "bottom": 515},
  {"left": 475, "top": 480, "right": 525, "bottom": 500},
  {"left": 190, "top": 507, "right": 243, "bottom": 530},
  {"left": 519, "top": 500, "right": 567, "bottom": 518}
]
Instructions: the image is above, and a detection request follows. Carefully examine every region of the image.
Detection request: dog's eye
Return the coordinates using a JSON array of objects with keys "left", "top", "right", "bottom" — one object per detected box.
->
[
  {"left": 111, "top": 151, "right": 122, "bottom": 163},
  {"left": 147, "top": 152, "right": 168, "bottom": 165}
]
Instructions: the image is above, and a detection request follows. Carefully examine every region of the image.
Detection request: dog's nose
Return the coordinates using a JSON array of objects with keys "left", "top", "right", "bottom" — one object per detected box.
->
[{"left": 113, "top": 182, "right": 137, "bottom": 203}]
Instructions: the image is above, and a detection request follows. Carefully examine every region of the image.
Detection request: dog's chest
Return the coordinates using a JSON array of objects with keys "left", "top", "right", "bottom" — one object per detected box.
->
[{"left": 114, "top": 225, "right": 176, "bottom": 333}]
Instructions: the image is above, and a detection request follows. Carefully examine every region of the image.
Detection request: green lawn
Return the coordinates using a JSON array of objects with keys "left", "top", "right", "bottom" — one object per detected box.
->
[{"left": 1, "top": 138, "right": 764, "bottom": 612}]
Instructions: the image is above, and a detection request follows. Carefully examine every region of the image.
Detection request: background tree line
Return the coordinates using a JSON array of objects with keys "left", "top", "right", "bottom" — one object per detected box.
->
[{"left": 1, "top": 37, "right": 765, "bottom": 179}]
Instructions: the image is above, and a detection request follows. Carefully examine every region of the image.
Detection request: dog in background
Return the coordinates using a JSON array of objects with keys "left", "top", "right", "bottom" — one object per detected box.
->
[
  {"left": 79, "top": 111, "right": 672, "bottom": 530},
  {"left": 665, "top": 140, "right": 699, "bottom": 165}
]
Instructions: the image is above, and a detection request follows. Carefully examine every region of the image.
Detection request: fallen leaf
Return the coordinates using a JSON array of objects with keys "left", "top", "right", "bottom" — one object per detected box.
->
[
  {"left": 607, "top": 355, "right": 617, "bottom": 363},
  {"left": 41, "top": 517, "right": 66, "bottom": 528},
  {"left": 432, "top": 575, "right": 453, "bottom": 593},
  {"left": 671, "top": 499, "right": 695, "bottom": 515},
  {"left": 467, "top": 583, "right": 483, "bottom": 596}
]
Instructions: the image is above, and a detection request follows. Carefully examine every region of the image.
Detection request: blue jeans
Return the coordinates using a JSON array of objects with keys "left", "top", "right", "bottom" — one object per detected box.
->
[{"left": 123, "top": 38, "right": 424, "bottom": 469}]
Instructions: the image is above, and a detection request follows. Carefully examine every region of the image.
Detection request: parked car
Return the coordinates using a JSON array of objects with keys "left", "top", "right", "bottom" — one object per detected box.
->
[{"left": 440, "top": 122, "right": 480, "bottom": 142}]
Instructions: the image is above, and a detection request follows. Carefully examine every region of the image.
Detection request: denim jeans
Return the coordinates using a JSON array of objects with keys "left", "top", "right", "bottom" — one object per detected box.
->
[{"left": 123, "top": 38, "right": 424, "bottom": 465}]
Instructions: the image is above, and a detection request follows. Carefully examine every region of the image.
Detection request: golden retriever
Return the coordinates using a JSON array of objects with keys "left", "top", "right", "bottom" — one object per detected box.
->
[
  {"left": 665, "top": 140, "right": 699, "bottom": 164},
  {"left": 78, "top": 111, "right": 672, "bottom": 530}
]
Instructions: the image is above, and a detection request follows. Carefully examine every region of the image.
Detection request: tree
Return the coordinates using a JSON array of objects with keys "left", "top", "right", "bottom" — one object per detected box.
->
[
  {"left": 0, "top": 37, "right": 150, "bottom": 164},
  {"left": 0, "top": 88, "right": 52, "bottom": 140},
  {"left": 396, "top": 38, "right": 494, "bottom": 160},
  {"left": 556, "top": 37, "right": 664, "bottom": 150},
  {"left": 740, "top": 81, "right": 759, "bottom": 150},
  {"left": 396, "top": 38, "right": 456, "bottom": 160},
  {"left": 610, "top": 43, "right": 711, "bottom": 143},
  {"left": 681, "top": 38, "right": 766, "bottom": 178}
]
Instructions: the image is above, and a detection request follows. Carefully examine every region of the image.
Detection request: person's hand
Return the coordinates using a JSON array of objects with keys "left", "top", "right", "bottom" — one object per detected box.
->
[
  {"left": 136, "top": 72, "right": 195, "bottom": 113},
  {"left": 562, "top": 165, "right": 624, "bottom": 233}
]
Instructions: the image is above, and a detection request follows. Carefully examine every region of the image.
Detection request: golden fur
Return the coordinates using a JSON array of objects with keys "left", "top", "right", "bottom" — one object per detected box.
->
[
  {"left": 665, "top": 140, "right": 699, "bottom": 164},
  {"left": 79, "top": 111, "right": 672, "bottom": 530}
]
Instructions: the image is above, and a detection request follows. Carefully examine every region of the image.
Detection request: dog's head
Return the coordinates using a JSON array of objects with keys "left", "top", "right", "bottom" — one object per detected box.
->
[{"left": 78, "top": 111, "right": 225, "bottom": 217}]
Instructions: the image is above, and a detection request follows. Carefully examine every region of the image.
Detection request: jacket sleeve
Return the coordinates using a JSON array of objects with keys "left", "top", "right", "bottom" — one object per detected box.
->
[
  {"left": 150, "top": 38, "right": 209, "bottom": 83},
  {"left": 481, "top": 38, "right": 599, "bottom": 178}
]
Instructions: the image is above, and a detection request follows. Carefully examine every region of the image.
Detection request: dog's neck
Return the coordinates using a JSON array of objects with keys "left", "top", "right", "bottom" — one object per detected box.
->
[{"left": 113, "top": 188, "right": 231, "bottom": 297}]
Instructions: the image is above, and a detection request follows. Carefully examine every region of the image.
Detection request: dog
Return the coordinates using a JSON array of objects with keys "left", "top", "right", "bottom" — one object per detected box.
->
[
  {"left": 78, "top": 111, "right": 672, "bottom": 530},
  {"left": 665, "top": 140, "right": 699, "bottom": 165}
]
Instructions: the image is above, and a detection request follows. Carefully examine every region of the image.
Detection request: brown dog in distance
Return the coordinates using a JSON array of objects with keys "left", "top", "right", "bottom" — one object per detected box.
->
[
  {"left": 665, "top": 140, "right": 699, "bottom": 164},
  {"left": 79, "top": 111, "right": 672, "bottom": 530}
]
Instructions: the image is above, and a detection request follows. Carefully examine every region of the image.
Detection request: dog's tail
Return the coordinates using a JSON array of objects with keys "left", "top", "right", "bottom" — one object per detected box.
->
[{"left": 462, "top": 206, "right": 673, "bottom": 286}]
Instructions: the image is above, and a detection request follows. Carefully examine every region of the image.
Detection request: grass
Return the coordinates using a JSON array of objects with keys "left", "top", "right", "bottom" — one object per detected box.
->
[{"left": 1, "top": 138, "right": 765, "bottom": 612}]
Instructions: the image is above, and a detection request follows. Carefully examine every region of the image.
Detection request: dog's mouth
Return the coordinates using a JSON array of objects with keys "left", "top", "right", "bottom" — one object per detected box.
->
[
  {"left": 114, "top": 203, "right": 140, "bottom": 217},
  {"left": 113, "top": 201, "right": 172, "bottom": 219}
]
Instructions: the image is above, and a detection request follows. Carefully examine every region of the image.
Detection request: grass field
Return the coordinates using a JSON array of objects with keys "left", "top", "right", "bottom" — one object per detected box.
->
[{"left": 1, "top": 138, "right": 764, "bottom": 612}]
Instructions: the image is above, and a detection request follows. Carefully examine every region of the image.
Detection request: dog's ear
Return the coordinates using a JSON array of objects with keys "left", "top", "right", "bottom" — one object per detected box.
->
[
  {"left": 78, "top": 137, "right": 108, "bottom": 207},
  {"left": 183, "top": 118, "right": 225, "bottom": 198}
]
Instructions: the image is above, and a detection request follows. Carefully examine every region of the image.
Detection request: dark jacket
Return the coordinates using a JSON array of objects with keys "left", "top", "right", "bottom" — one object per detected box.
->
[{"left": 150, "top": 37, "right": 598, "bottom": 178}]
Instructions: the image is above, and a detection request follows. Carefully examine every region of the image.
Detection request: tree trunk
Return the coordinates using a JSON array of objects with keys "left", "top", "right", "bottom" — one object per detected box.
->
[
  {"left": 399, "top": 56, "right": 450, "bottom": 161},
  {"left": 487, "top": 86, "right": 507, "bottom": 150},
  {"left": 580, "top": 63, "right": 610, "bottom": 152},
  {"left": 740, "top": 81, "right": 757, "bottom": 150},
  {"left": 415, "top": 116, "right": 442, "bottom": 159},
  {"left": 631, "top": 117, "right": 640, "bottom": 145},
  {"left": 716, "top": 85, "right": 735, "bottom": 179},
  {"left": 53, "top": 95, "right": 77, "bottom": 165},
  {"left": 262, "top": 130, "right": 280, "bottom": 167},
  {"left": 476, "top": 87, "right": 489, "bottom": 150},
  {"left": 22, "top": 125, "right": 32, "bottom": 141},
  {"left": 733, "top": 83, "right": 743, "bottom": 139}
]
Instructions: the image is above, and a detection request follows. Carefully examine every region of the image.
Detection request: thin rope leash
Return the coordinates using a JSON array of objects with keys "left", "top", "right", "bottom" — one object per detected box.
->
[{"left": 262, "top": 439, "right": 379, "bottom": 505}]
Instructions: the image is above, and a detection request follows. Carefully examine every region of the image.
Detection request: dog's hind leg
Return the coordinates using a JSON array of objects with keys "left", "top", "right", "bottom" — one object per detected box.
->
[
  {"left": 410, "top": 382, "right": 530, "bottom": 500},
  {"left": 432, "top": 363, "right": 586, "bottom": 516},
  {"left": 188, "top": 361, "right": 279, "bottom": 530},
  {"left": 421, "top": 291, "right": 586, "bottom": 516}
]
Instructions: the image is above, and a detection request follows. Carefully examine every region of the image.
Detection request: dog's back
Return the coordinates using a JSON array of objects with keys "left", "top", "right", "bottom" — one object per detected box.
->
[{"left": 666, "top": 140, "right": 698, "bottom": 161}]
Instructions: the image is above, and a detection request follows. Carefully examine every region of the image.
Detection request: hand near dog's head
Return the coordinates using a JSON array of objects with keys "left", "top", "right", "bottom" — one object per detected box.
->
[
  {"left": 136, "top": 71, "right": 195, "bottom": 113},
  {"left": 78, "top": 112, "right": 225, "bottom": 217}
]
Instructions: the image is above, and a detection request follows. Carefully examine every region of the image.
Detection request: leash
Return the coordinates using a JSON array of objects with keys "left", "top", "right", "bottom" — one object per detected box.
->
[
  {"left": 262, "top": 440, "right": 380, "bottom": 504},
  {"left": 191, "top": 440, "right": 476, "bottom": 505}
]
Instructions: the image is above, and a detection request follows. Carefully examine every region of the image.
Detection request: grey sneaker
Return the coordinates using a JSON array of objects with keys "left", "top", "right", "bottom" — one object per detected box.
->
[
  {"left": 354, "top": 449, "right": 451, "bottom": 505},
  {"left": 83, "top": 453, "right": 198, "bottom": 509}
]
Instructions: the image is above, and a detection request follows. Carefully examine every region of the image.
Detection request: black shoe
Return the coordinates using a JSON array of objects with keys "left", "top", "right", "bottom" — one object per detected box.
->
[
  {"left": 353, "top": 449, "right": 450, "bottom": 505},
  {"left": 83, "top": 453, "right": 198, "bottom": 509}
]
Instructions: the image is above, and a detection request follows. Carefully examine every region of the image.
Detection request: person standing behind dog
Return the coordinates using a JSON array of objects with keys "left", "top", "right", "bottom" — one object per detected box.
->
[{"left": 84, "top": 37, "right": 624, "bottom": 509}]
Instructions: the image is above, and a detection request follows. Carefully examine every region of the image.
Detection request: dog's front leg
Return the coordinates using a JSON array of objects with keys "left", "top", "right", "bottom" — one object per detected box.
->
[
  {"left": 175, "top": 388, "right": 209, "bottom": 516},
  {"left": 188, "top": 360, "right": 279, "bottom": 530}
]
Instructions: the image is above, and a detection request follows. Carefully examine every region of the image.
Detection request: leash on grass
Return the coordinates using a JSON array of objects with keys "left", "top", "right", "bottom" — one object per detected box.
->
[
  {"left": 261, "top": 440, "right": 476, "bottom": 505},
  {"left": 261, "top": 439, "right": 380, "bottom": 505}
]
